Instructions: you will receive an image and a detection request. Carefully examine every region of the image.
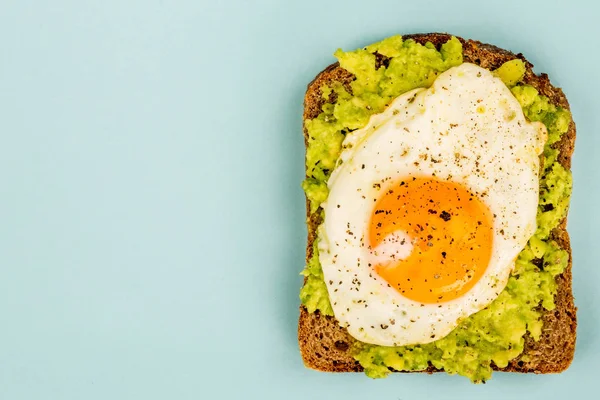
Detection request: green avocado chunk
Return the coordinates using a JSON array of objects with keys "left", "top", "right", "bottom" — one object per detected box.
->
[{"left": 300, "top": 36, "right": 572, "bottom": 382}]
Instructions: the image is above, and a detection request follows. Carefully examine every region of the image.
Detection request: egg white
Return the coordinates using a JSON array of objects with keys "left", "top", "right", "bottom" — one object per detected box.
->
[{"left": 319, "top": 63, "right": 546, "bottom": 346}]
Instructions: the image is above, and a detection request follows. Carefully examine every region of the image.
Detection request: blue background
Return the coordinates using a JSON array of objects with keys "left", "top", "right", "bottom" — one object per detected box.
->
[{"left": 0, "top": 0, "right": 597, "bottom": 399}]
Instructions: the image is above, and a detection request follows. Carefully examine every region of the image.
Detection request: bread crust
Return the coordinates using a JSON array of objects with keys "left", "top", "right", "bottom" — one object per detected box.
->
[{"left": 298, "top": 33, "right": 577, "bottom": 375}]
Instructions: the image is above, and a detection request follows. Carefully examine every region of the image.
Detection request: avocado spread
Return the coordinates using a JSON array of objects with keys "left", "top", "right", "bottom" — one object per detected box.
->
[{"left": 300, "top": 36, "right": 572, "bottom": 382}]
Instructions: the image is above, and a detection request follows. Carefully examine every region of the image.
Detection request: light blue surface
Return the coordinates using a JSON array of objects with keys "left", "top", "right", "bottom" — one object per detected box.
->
[{"left": 0, "top": 0, "right": 597, "bottom": 398}]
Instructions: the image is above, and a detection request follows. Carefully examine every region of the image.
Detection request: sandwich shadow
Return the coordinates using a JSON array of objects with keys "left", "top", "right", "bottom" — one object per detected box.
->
[{"left": 271, "top": 75, "right": 310, "bottom": 368}]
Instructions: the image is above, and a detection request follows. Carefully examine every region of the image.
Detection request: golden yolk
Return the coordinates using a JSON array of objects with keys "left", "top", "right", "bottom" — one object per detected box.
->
[{"left": 369, "top": 177, "right": 493, "bottom": 304}]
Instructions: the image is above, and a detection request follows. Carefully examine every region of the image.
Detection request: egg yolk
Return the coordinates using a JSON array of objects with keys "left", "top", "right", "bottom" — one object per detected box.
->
[{"left": 369, "top": 177, "right": 493, "bottom": 304}]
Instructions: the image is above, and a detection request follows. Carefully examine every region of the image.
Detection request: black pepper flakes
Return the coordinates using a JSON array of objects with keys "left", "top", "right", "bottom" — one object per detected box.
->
[{"left": 440, "top": 211, "right": 452, "bottom": 221}]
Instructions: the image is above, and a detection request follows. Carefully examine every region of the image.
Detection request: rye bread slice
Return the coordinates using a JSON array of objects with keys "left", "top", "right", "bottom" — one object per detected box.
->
[{"left": 298, "top": 33, "right": 577, "bottom": 375}]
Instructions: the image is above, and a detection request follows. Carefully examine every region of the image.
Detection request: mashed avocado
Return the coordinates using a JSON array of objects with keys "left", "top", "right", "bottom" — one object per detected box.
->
[{"left": 300, "top": 36, "right": 572, "bottom": 382}]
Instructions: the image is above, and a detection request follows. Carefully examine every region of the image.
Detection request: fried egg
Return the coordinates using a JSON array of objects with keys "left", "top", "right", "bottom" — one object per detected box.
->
[{"left": 319, "top": 63, "right": 546, "bottom": 346}]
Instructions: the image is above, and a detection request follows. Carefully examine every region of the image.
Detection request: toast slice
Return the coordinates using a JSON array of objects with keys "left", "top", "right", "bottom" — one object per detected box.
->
[{"left": 298, "top": 33, "right": 577, "bottom": 375}]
